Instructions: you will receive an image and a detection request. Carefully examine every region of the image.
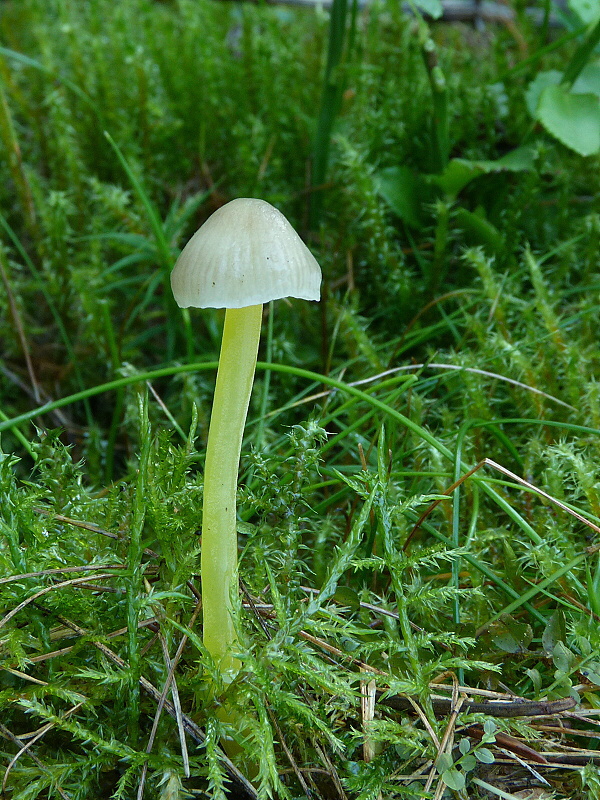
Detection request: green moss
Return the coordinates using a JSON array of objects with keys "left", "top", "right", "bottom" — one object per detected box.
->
[{"left": 1, "top": 0, "right": 600, "bottom": 796}]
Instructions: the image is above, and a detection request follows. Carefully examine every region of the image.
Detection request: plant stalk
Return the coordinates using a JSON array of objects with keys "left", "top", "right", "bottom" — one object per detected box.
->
[{"left": 202, "top": 304, "right": 262, "bottom": 676}]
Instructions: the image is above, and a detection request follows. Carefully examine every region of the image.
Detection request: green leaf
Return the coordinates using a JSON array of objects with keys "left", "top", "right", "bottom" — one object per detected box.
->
[
  {"left": 526, "top": 70, "right": 562, "bottom": 116},
  {"left": 454, "top": 207, "right": 504, "bottom": 254},
  {"left": 581, "top": 666, "right": 600, "bottom": 686},
  {"left": 104, "top": 131, "right": 172, "bottom": 269},
  {"left": 526, "top": 667, "right": 543, "bottom": 695},
  {"left": 491, "top": 616, "right": 533, "bottom": 653},
  {"left": 375, "top": 166, "right": 428, "bottom": 228},
  {"left": 553, "top": 640, "right": 575, "bottom": 673},
  {"left": 495, "top": 146, "right": 538, "bottom": 171},
  {"left": 573, "top": 62, "right": 600, "bottom": 98},
  {"left": 587, "top": 554, "right": 600, "bottom": 616},
  {"left": 579, "top": 637, "right": 593, "bottom": 656},
  {"left": 527, "top": 62, "right": 600, "bottom": 115},
  {"left": 502, "top": 539, "right": 521, "bottom": 588},
  {"left": 475, "top": 747, "right": 495, "bottom": 764},
  {"left": 432, "top": 146, "right": 536, "bottom": 197},
  {"left": 435, "top": 752, "right": 453, "bottom": 773},
  {"left": 542, "top": 610, "right": 567, "bottom": 655},
  {"left": 333, "top": 585, "right": 360, "bottom": 610},
  {"left": 461, "top": 754, "right": 477, "bottom": 772},
  {"left": 562, "top": 18, "right": 600, "bottom": 88},
  {"left": 441, "top": 768, "right": 466, "bottom": 791},
  {"left": 414, "top": 0, "right": 443, "bottom": 19},
  {"left": 569, "top": 0, "right": 600, "bottom": 25},
  {"left": 537, "top": 84, "right": 600, "bottom": 156}
]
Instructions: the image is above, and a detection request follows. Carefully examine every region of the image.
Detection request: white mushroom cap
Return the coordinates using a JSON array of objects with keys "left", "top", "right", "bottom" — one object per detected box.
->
[{"left": 170, "top": 198, "right": 322, "bottom": 309}]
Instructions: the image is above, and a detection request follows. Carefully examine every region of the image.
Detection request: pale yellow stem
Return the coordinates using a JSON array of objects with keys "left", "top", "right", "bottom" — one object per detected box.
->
[{"left": 201, "top": 304, "right": 262, "bottom": 676}]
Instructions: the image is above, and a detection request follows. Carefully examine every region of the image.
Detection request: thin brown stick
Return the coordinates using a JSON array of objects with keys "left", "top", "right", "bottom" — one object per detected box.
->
[
  {"left": 360, "top": 673, "right": 377, "bottom": 763},
  {"left": 297, "top": 629, "right": 384, "bottom": 673},
  {"left": 266, "top": 704, "right": 316, "bottom": 800},
  {"left": 26, "top": 617, "right": 158, "bottom": 664},
  {"left": 496, "top": 747, "right": 551, "bottom": 786},
  {"left": 429, "top": 682, "right": 523, "bottom": 700},
  {"left": 379, "top": 693, "right": 576, "bottom": 718},
  {"left": 465, "top": 725, "right": 548, "bottom": 765},
  {"left": 267, "top": 361, "right": 574, "bottom": 420},
  {"left": 240, "top": 578, "right": 273, "bottom": 640},
  {"left": 34, "top": 508, "right": 160, "bottom": 558},
  {"left": 0, "top": 723, "right": 72, "bottom": 800},
  {"left": 2, "top": 723, "right": 53, "bottom": 791},
  {"left": 535, "top": 725, "right": 600, "bottom": 740},
  {"left": 558, "top": 591, "right": 600, "bottom": 622},
  {"left": 0, "top": 563, "right": 126, "bottom": 587},
  {"left": 2, "top": 667, "right": 47, "bottom": 685},
  {"left": 405, "top": 457, "right": 600, "bottom": 551},
  {"left": 0, "top": 574, "right": 116, "bottom": 631},
  {"left": 52, "top": 614, "right": 258, "bottom": 799},
  {"left": 483, "top": 458, "right": 600, "bottom": 537},
  {"left": 312, "top": 741, "right": 348, "bottom": 800},
  {"left": 137, "top": 604, "right": 202, "bottom": 797},
  {"left": 2, "top": 703, "right": 84, "bottom": 794},
  {"left": 426, "top": 678, "right": 464, "bottom": 796}
]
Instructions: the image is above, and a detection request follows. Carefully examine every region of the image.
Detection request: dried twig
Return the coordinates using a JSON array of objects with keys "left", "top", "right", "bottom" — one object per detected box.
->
[
  {"left": 378, "top": 693, "right": 576, "bottom": 718},
  {"left": 53, "top": 614, "right": 258, "bottom": 799},
  {"left": 0, "top": 573, "right": 117, "bottom": 630},
  {"left": 266, "top": 703, "right": 317, "bottom": 800},
  {"left": 137, "top": 603, "right": 202, "bottom": 797},
  {"left": 360, "top": 673, "right": 377, "bottom": 764},
  {"left": 25, "top": 617, "right": 158, "bottom": 664},
  {"left": 34, "top": 507, "right": 160, "bottom": 558},
  {"left": 405, "top": 456, "right": 600, "bottom": 551},
  {"left": 0, "top": 705, "right": 82, "bottom": 800},
  {"left": 0, "top": 562, "right": 125, "bottom": 587}
]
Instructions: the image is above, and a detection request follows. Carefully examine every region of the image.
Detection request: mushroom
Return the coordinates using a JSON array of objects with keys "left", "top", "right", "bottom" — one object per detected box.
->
[{"left": 171, "top": 198, "right": 321, "bottom": 677}]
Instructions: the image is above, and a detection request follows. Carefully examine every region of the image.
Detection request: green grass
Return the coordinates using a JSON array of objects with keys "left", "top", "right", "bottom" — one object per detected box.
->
[{"left": 1, "top": 0, "right": 600, "bottom": 798}]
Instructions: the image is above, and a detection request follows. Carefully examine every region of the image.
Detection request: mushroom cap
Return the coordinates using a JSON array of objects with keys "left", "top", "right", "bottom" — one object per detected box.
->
[{"left": 170, "top": 198, "right": 322, "bottom": 309}]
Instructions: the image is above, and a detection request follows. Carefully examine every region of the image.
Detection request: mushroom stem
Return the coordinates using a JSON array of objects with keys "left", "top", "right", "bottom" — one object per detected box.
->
[{"left": 202, "top": 304, "right": 263, "bottom": 675}]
